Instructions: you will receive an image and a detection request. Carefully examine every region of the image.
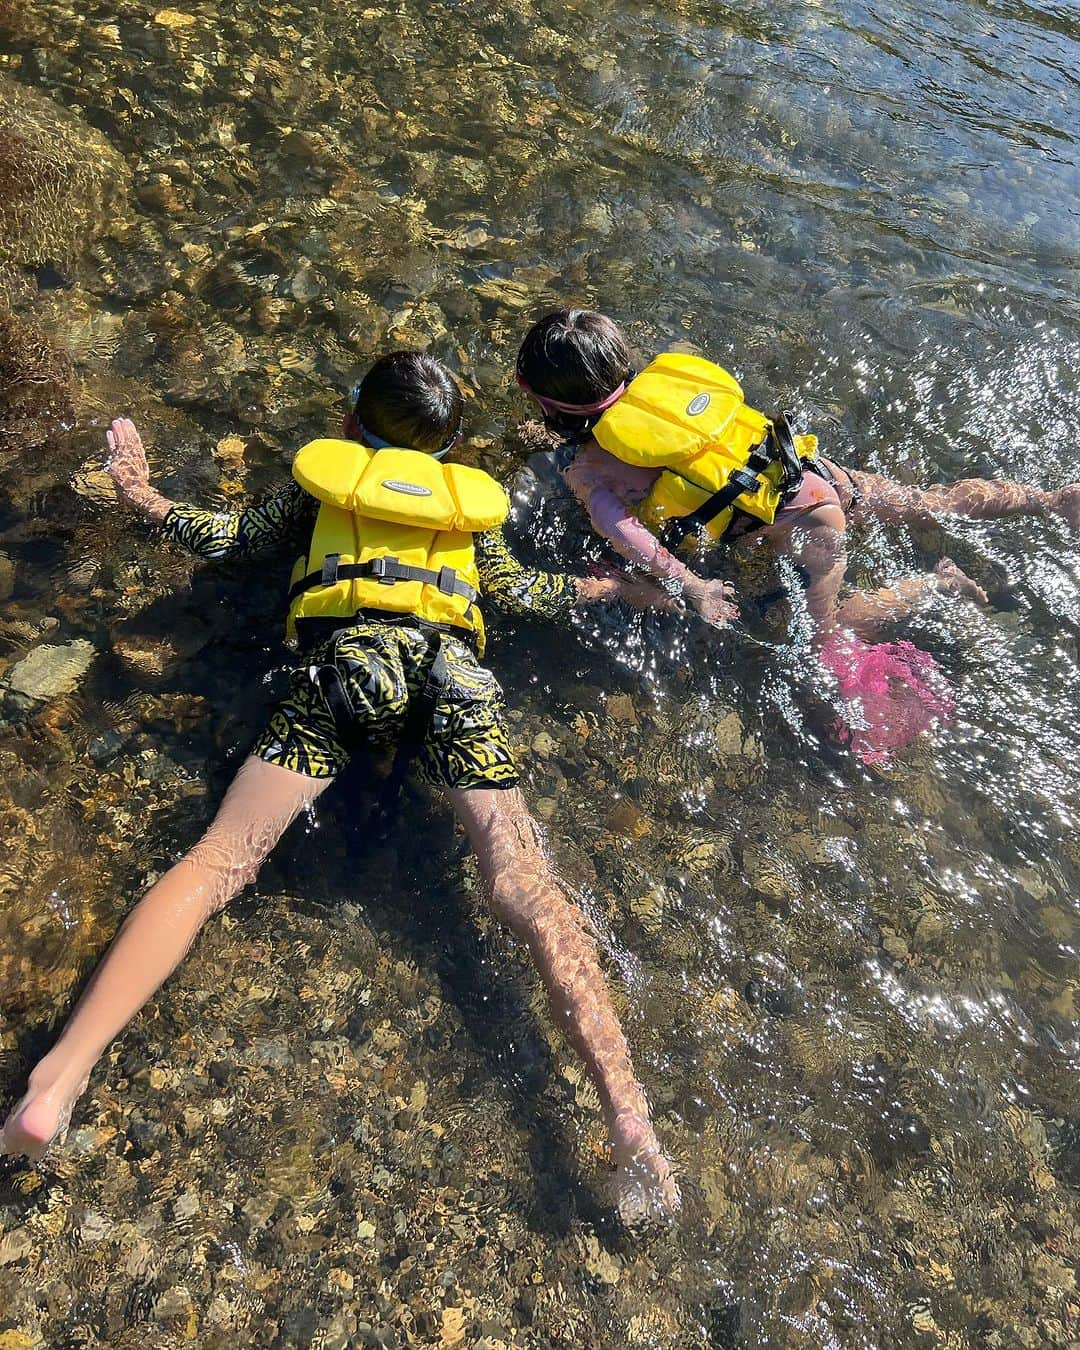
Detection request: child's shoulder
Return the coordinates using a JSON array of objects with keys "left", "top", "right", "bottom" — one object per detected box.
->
[{"left": 564, "top": 438, "right": 657, "bottom": 497}]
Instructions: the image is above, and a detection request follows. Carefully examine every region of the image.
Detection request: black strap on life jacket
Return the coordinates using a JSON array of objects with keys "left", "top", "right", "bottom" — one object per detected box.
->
[
  {"left": 309, "top": 625, "right": 450, "bottom": 819},
  {"left": 383, "top": 629, "right": 448, "bottom": 807},
  {"left": 664, "top": 412, "right": 807, "bottom": 548},
  {"left": 288, "top": 554, "right": 477, "bottom": 609},
  {"left": 311, "top": 654, "right": 365, "bottom": 755}
]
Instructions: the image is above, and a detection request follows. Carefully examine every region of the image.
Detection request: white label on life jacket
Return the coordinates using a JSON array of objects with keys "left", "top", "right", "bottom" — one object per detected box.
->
[
  {"left": 687, "top": 393, "right": 711, "bottom": 415},
  {"left": 381, "top": 480, "right": 432, "bottom": 497}
]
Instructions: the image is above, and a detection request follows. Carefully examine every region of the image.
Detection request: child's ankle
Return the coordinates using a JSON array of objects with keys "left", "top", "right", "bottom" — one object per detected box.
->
[{"left": 27, "top": 1053, "right": 87, "bottom": 1097}]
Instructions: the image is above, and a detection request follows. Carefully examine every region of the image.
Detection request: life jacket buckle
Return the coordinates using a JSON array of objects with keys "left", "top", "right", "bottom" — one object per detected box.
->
[
  {"left": 728, "top": 467, "right": 764, "bottom": 497},
  {"left": 368, "top": 555, "right": 397, "bottom": 585},
  {"left": 437, "top": 565, "right": 458, "bottom": 596},
  {"left": 321, "top": 553, "right": 341, "bottom": 586}
]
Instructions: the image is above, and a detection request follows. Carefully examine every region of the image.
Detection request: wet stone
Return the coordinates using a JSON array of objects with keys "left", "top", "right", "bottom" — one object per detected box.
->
[
  {"left": 607, "top": 799, "right": 649, "bottom": 839},
  {"left": 289, "top": 260, "right": 323, "bottom": 304},
  {"left": 152, "top": 1285, "right": 193, "bottom": 1321},
  {"left": 531, "top": 730, "right": 557, "bottom": 760},
  {"left": 4, "top": 638, "right": 95, "bottom": 712},
  {"left": 0, "top": 73, "right": 129, "bottom": 268},
  {"left": 87, "top": 729, "right": 129, "bottom": 764},
  {"left": 913, "top": 911, "right": 945, "bottom": 950},
  {"left": 606, "top": 693, "right": 638, "bottom": 725}
]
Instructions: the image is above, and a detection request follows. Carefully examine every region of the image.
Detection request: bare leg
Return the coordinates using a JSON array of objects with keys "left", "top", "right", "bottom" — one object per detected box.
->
[
  {"left": 762, "top": 506, "right": 987, "bottom": 642},
  {"left": 759, "top": 504, "right": 848, "bottom": 642},
  {"left": 447, "top": 785, "right": 678, "bottom": 1226},
  {"left": 835, "top": 559, "right": 988, "bottom": 641},
  {"left": 1, "top": 756, "right": 329, "bottom": 1158},
  {"left": 842, "top": 464, "right": 1080, "bottom": 531}
]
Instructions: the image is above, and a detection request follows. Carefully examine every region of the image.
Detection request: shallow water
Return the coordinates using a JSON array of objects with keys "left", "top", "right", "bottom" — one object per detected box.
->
[{"left": 0, "top": 0, "right": 1078, "bottom": 1345}]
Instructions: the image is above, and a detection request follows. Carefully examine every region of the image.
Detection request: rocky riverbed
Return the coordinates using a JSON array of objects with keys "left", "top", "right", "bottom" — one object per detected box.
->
[{"left": 1, "top": 0, "right": 1078, "bottom": 1345}]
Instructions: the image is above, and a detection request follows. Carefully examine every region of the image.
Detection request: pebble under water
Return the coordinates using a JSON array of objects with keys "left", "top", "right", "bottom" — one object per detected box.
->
[{"left": 0, "top": 0, "right": 1078, "bottom": 1345}]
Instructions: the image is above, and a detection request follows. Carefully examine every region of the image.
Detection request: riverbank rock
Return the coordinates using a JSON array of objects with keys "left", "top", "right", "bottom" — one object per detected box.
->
[
  {"left": 0, "top": 73, "right": 128, "bottom": 269},
  {"left": 3, "top": 638, "right": 95, "bottom": 714}
]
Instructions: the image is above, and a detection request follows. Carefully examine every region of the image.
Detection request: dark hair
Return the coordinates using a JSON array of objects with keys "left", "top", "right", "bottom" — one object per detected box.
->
[
  {"left": 354, "top": 350, "right": 463, "bottom": 453},
  {"left": 516, "top": 309, "right": 631, "bottom": 407}
]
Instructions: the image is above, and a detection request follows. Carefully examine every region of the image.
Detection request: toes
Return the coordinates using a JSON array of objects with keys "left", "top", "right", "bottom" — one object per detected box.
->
[{"left": 0, "top": 1095, "right": 64, "bottom": 1159}]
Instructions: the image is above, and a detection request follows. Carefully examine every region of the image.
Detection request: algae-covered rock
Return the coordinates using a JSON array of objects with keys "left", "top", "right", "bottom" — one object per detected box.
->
[
  {"left": 0, "top": 300, "right": 74, "bottom": 453},
  {"left": 0, "top": 73, "right": 128, "bottom": 269}
]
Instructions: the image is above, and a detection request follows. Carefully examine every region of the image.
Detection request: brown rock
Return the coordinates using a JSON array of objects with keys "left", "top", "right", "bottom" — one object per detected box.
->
[
  {"left": 0, "top": 73, "right": 129, "bottom": 268},
  {"left": 607, "top": 800, "right": 648, "bottom": 839},
  {"left": 606, "top": 693, "right": 638, "bottom": 725},
  {"left": 0, "top": 552, "right": 15, "bottom": 602}
]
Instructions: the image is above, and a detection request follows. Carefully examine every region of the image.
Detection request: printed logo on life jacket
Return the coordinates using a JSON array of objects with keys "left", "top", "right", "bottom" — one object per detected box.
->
[
  {"left": 381, "top": 480, "right": 432, "bottom": 497},
  {"left": 686, "top": 393, "right": 711, "bottom": 416}
]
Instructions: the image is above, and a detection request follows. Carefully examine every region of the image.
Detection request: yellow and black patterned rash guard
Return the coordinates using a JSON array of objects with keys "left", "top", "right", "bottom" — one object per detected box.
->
[
  {"left": 160, "top": 478, "right": 573, "bottom": 787},
  {"left": 162, "top": 478, "right": 575, "bottom": 626}
]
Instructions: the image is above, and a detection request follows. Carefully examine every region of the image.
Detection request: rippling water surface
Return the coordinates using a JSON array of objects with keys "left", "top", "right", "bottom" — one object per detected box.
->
[{"left": 0, "top": 0, "right": 1078, "bottom": 1345}]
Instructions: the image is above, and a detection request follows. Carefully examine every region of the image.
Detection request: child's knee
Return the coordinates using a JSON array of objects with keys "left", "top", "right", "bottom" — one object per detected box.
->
[{"left": 183, "top": 835, "right": 265, "bottom": 911}]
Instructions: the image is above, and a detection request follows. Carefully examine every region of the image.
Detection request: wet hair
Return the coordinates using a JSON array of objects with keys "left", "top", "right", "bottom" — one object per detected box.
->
[
  {"left": 354, "top": 350, "right": 463, "bottom": 453},
  {"left": 516, "top": 309, "right": 631, "bottom": 432}
]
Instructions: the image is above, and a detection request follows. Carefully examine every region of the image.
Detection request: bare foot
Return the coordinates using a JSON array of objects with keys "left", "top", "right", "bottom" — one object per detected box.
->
[
  {"left": 1051, "top": 484, "right": 1080, "bottom": 532},
  {"left": 609, "top": 1109, "right": 680, "bottom": 1231},
  {"left": 0, "top": 1071, "right": 87, "bottom": 1160},
  {"left": 934, "top": 558, "right": 988, "bottom": 605}
]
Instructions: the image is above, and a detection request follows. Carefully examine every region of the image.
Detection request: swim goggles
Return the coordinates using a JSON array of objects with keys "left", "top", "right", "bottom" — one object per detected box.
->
[{"left": 514, "top": 371, "right": 630, "bottom": 417}]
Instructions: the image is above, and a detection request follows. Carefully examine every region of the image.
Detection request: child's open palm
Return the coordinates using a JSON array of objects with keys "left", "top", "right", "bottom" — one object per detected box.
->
[{"left": 105, "top": 418, "right": 170, "bottom": 520}]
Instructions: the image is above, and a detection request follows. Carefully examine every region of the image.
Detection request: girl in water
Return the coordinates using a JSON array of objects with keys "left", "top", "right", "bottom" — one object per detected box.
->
[{"left": 515, "top": 309, "right": 1079, "bottom": 763}]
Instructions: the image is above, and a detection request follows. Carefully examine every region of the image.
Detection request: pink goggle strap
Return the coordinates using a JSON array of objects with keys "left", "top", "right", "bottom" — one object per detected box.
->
[{"left": 515, "top": 371, "right": 627, "bottom": 417}]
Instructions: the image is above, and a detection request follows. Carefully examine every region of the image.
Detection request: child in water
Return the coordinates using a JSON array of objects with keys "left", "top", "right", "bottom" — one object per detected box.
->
[
  {"left": 515, "top": 309, "right": 1080, "bottom": 762},
  {"left": 1, "top": 351, "right": 679, "bottom": 1226}
]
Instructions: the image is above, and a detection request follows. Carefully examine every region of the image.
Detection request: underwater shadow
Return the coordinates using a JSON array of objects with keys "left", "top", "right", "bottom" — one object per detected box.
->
[{"left": 269, "top": 764, "right": 611, "bottom": 1243}]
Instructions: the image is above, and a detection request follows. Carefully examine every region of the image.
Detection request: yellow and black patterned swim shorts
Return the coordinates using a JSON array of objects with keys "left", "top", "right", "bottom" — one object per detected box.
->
[{"left": 252, "top": 621, "right": 519, "bottom": 789}]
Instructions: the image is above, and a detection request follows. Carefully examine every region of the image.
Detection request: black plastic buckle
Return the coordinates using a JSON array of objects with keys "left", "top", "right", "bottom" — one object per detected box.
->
[
  {"left": 729, "top": 467, "right": 763, "bottom": 496},
  {"left": 321, "top": 553, "right": 341, "bottom": 586},
  {"left": 368, "top": 556, "right": 398, "bottom": 585},
  {"left": 437, "top": 565, "right": 458, "bottom": 596},
  {"left": 747, "top": 440, "right": 773, "bottom": 474}
]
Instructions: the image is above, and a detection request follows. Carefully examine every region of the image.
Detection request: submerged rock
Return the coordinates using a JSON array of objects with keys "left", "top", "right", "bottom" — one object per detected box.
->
[
  {"left": 112, "top": 631, "right": 207, "bottom": 686},
  {"left": 0, "top": 301, "right": 74, "bottom": 454},
  {"left": 0, "top": 73, "right": 128, "bottom": 269},
  {"left": 4, "top": 637, "right": 95, "bottom": 712},
  {"left": 0, "top": 552, "right": 16, "bottom": 602}
]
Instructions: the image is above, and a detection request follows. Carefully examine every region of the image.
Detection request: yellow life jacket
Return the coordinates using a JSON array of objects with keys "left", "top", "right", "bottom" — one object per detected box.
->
[
  {"left": 592, "top": 353, "right": 819, "bottom": 543},
  {"left": 286, "top": 438, "right": 509, "bottom": 655}
]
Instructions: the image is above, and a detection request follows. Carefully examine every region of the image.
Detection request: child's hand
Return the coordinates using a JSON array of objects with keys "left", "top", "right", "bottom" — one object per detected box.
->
[
  {"left": 106, "top": 417, "right": 150, "bottom": 499},
  {"left": 105, "top": 418, "right": 170, "bottom": 520},
  {"left": 686, "top": 578, "right": 739, "bottom": 627}
]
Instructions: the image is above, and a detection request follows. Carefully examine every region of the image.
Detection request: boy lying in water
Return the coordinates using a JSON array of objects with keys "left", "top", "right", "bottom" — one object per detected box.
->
[{"left": 1, "top": 351, "right": 679, "bottom": 1226}]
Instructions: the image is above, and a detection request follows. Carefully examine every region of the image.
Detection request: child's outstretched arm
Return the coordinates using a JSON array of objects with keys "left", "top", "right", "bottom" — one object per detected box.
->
[
  {"left": 106, "top": 417, "right": 313, "bottom": 560},
  {"left": 564, "top": 441, "right": 737, "bottom": 626},
  {"left": 474, "top": 524, "right": 679, "bottom": 621}
]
